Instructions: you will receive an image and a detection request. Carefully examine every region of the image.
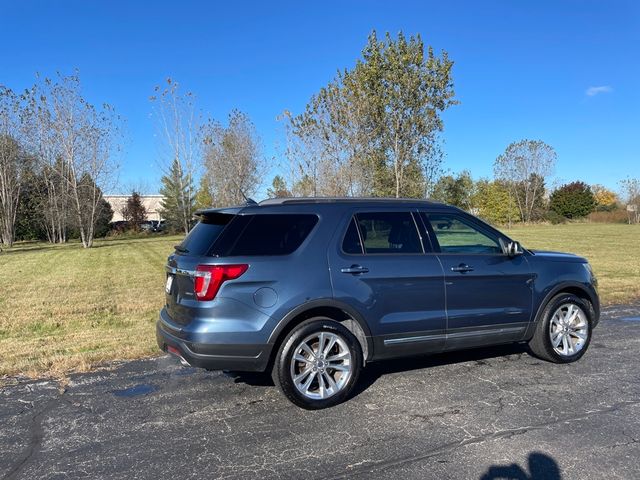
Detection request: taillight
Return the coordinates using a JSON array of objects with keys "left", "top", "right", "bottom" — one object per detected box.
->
[{"left": 194, "top": 264, "right": 248, "bottom": 301}]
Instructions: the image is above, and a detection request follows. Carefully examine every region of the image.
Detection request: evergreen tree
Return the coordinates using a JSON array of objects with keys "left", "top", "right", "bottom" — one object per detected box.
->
[
  {"left": 159, "top": 158, "right": 195, "bottom": 233},
  {"left": 14, "top": 162, "right": 47, "bottom": 241},
  {"left": 94, "top": 198, "right": 113, "bottom": 238},
  {"left": 550, "top": 182, "right": 596, "bottom": 219},
  {"left": 194, "top": 175, "right": 214, "bottom": 211},
  {"left": 121, "top": 191, "right": 147, "bottom": 230},
  {"left": 267, "top": 175, "right": 291, "bottom": 198}
]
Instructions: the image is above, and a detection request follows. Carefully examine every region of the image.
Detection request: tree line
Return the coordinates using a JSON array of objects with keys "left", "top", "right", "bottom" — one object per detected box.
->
[
  {"left": 427, "top": 152, "right": 640, "bottom": 225},
  {"left": 154, "top": 30, "right": 457, "bottom": 233},
  {"left": 2, "top": 30, "right": 638, "bottom": 249}
]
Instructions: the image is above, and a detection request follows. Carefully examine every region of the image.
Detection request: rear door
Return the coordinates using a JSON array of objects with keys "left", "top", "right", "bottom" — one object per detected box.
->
[
  {"left": 420, "top": 211, "right": 534, "bottom": 350},
  {"left": 328, "top": 209, "right": 447, "bottom": 360}
]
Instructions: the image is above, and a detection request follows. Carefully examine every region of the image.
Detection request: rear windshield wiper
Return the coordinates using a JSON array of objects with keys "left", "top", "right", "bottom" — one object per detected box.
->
[{"left": 174, "top": 245, "right": 189, "bottom": 254}]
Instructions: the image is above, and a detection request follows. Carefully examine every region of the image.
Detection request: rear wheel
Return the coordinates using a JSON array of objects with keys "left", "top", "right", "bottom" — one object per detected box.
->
[
  {"left": 528, "top": 293, "right": 593, "bottom": 363},
  {"left": 273, "top": 318, "right": 362, "bottom": 409}
]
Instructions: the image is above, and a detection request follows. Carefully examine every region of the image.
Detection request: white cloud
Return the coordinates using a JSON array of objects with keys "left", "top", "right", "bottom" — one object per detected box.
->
[{"left": 586, "top": 85, "right": 613, "bottom": 97}]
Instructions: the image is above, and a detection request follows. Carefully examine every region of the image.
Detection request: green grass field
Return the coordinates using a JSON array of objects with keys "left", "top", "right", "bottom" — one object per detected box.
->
[
  {"left": 0, "top": 223, "right": 638, "bottom": 379},
  {"left": 0, "top": 235, "right": 182, "bottom": 378},
  {"left": 506, "top": 223, "right": 640, "bottom": 304}
]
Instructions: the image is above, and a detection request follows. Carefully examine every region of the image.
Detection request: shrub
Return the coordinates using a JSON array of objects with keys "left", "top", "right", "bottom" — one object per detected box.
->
[
  {"left": 545, "top": 210, "right": 567, "bottom": 224},
  {"left": 587, "top": 209, "right": 629, "bottom": 223},
  {"left": 592, "top": 184, "right": 619, "bottom": 211},
  {"left": 549, "top": 181, "right": 595, "bottom": 219}
]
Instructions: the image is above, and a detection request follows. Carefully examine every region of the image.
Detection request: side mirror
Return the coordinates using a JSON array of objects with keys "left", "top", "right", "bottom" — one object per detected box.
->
[
  {"left": 508, "top": 241, "right": 523, "bottom": 256},
  {"left": 500, "top": 238, "right": 523, "bottom": 257}
]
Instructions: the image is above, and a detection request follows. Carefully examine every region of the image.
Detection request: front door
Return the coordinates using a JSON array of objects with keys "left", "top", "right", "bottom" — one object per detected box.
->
[
  {"left": 421, "top": 212, "right": 534, "bottom": 350},
  {"left": 328, "top": 210, "right": 447, "bottom": 360}
]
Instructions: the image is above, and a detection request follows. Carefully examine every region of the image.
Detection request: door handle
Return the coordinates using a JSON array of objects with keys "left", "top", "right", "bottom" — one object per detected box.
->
[
  {"left": 451, "top": 263, "right": 474, "bottom": 273},
  {"left": 341, "top": 264, "right": 369, "bottom": 275}
]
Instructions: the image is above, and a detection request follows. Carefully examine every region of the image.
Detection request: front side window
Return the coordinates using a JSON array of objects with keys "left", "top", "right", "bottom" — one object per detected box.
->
[
  {"left": 425, "top": 213, "right": 502, "bottom": 254},
  {"left": 343, "top": 212, "right": 422, "bottom": 254}
]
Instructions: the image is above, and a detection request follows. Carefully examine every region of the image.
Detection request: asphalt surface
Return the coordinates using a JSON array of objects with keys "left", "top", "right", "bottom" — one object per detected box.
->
[{"left": 2, "top": 304, "right": 640, "bottom": 480}]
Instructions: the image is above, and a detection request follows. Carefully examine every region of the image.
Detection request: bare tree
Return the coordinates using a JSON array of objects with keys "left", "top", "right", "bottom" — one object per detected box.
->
[
  {"left": 74, "top": 105, "right": 121, "bottom": 247},
  {"left": 203, "top": 110, "right": 265, "bottom": 206},
  {"left": 619, "top": 177, "right": 640, "bottom": 224},
  {"left": 25, "top": 73, "right": 121, "bottom": 247},
  {"left": 494, "top": 140, "right": 556, "bottom": 223},
  {"left": 279, "top": 109, "right": 319, "bottom": 197},
  {"left": 0, "top": 87, "right": 26, "bottom": 246},
  {"left": 286, "top": 81, "right": 376, "bottom": 197},
  {"left": 24, "top": 80, "right": 67, "bottom": 243},
  {"left": 150, "top": 79, "right": 200, "bottom": 233}
]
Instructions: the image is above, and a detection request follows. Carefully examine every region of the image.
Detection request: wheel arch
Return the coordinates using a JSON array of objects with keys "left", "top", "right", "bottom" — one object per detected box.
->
[
  {"left": 267, "top": 299, "right": 373, "bottom": 365},
  {"left": 525, "top": 282, "right": 599, "bottom": 340}
]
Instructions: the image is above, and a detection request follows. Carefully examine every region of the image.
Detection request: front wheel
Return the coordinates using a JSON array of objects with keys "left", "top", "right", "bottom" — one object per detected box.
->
[
  {"left": 272, "top": 318, "right": 363, "bottom": 409},
  {"left": 528, "top": 293, "right": 593, "bottom": 363}
]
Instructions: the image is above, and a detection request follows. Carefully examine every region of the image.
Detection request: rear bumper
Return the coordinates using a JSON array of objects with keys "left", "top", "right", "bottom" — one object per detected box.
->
[{"left": 156, "top": 312, "right": 272, "bottom": 372}]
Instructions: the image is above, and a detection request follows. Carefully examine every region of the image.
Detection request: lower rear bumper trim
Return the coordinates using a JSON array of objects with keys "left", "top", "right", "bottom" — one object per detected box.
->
[{"left": 156, "top": 321, "right": 272, "bottom": 372}]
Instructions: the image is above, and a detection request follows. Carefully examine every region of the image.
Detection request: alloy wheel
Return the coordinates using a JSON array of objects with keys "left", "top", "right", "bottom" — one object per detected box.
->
[
  {"left": 549, "top": 303, "right": 589, "bottom": 357},
  {"left": 290, "top": 331, "right": 352, "bottom": 400}
]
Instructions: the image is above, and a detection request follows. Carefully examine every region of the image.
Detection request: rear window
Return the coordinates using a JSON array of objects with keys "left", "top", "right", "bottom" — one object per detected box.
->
[
  {"left": 176, "top": 213, "right": 233, "bottom": 256},
  {"left": 216, "top": 214, "right": 318, "bottom": 256}
]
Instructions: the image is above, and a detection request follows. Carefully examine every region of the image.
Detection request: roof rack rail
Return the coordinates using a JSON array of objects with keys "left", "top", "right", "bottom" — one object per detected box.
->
[{"left": 259, "top": 197, "right": 438, "bottom": 206}]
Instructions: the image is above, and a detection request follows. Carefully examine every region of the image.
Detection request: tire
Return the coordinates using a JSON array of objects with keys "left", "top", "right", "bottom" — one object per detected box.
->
[
  {"left": 528, "top": 293, "right": 593, "bottom": 363},
  {"left": 272, "top": 317, "right": 363, "bottom": 409}
]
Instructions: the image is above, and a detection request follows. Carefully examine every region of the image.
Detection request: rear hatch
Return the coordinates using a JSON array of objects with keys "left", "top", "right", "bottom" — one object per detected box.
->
[
  {"left": 164, "top": 209, "right": 319, "bottom": 325},
  {"left": 165, "top": 211, "right": 236, "bottom": 324}
]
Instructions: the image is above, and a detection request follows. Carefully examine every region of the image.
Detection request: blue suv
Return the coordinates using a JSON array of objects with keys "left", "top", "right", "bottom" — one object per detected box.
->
[{"left": 157, "top": 198, "right": 599, "bottom": 409}]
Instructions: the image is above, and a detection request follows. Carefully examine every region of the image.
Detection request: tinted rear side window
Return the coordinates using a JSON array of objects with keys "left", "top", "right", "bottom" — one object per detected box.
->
[
  {"left": 177, "top": 213, "right": 233, "bottom": 256},
  {"left": 221, "top": 214, "right": 318, "bottom": 256}
]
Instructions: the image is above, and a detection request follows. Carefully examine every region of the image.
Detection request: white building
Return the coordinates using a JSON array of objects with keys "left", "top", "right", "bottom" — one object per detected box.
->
[{"left": 104, "top": 195, "right": 164, "bottom": 222}]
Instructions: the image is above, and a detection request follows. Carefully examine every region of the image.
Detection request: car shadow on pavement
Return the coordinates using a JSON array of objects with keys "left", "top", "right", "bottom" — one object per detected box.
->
[
  {"left": 479, "top": 451, "right": 562, "bottom": 479},
  {"left": 225, "top": 371, "right": 275, "bottom": 387},
  {"left": 228, "top": 343, "right": 532, "bottom": 394},
  {"left": 350, "top": 342, "right": 530, "bottom": 399}
]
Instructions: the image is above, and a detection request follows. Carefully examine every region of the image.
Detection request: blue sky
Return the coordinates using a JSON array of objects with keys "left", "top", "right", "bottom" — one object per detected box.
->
[{"left": 1, "top": 0, "right": 638, "bottom": 197}]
